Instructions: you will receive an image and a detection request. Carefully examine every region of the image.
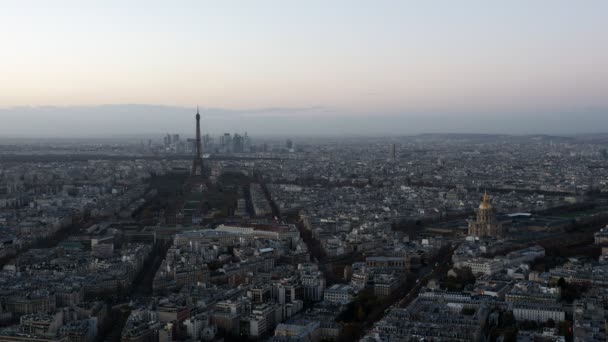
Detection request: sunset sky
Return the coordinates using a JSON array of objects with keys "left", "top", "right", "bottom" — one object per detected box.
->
[{"left": 1, "top": 1, "right": 607, "bottom": 136}]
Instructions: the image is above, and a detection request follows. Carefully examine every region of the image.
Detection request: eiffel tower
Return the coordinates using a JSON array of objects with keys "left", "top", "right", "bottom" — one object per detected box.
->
[{"left": 191, "top": 107, "right": 204, "bottom": 177}]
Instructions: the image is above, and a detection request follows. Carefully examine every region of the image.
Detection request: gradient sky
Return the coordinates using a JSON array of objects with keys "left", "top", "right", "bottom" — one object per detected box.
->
[{"left": 1, "top": 1, "right": 607, "bottom": 136}]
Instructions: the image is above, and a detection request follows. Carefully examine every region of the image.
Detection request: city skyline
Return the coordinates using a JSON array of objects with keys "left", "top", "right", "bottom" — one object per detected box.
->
[
  {"left": 3, "top": 2, "right": 608, "bottom": 341},
  {"left": 1, "top": 125, "right": 606, "bottom": 341}
]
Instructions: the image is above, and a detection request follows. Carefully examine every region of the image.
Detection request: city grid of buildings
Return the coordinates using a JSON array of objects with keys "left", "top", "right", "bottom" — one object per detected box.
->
[{"left": 1, "top": 111, "right": 608, "bottom": 341}]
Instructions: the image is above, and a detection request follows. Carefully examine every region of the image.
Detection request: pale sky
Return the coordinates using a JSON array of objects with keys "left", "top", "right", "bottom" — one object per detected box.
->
[{"left": 1, "top": 1, "right": 607, "bottom": 136}]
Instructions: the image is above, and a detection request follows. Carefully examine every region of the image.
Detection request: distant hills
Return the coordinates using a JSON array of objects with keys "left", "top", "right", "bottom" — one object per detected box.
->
[{"left": 0, "top": 104, "right": 607, "bottom": 139}]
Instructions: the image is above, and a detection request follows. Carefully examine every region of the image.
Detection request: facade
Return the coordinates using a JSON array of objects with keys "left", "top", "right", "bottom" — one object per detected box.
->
[
  {"left": 247, "top": 303, "right": 279, "bottom": 338},
  {"left": 0, "top": 336, "right": 68, "bottom": 342},
  {"left": 350, "top": 263, "right": 369, "bottom": 291},
  {"left": 5, "top": 292, "right": 56, "bottom": 316},
  {"left": 460, "top": 258, "right": 502, "bottom": 276},
  {"left": 249, "top": 285, "right": 272, "bottom": 304},
  {"left": 365, "top": 256, "right": 408, "bottom": 271},
  {"left": 323, "top": 284, "right": 354, "bottom": 305},
  {"left": 373, "top": 274, "right": 400, "bottom": 298},
  {"left": 368, "top": 295, "right": 488, "bottom": 341},
  {"left": 273, "top": 320, "right": 321, "bottom": 342},
  {"left": 216, "top": 224, "right": 300, "bottom": 240},
  {"left": 274, "top": 281, "right": 302, "bottom": 305},
  {"left": 184, "top": 316, "right": 205, "bottom": 340},
  {"left": 573, "top": 291, "right": 608, "bottom": 341},
  {"left": 299, "top": 264, "right": 326, "bottom": 302},
  {"left": 512, "top": 304, "right": 565, "bottom": 323},
  {"left": 505, "top": 282, "right": 561, "bottom": 305},
  {"left": 594, "top": 226, "right": 608, "bottom": 245},
  {"left": 212, "top": 300, "right": 244, "bottom": 335}
]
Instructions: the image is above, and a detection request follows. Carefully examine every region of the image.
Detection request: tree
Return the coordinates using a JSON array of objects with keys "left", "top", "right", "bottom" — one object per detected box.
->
[
  {"left": 558, "top": 320, "right": 571, "bottom": 337},
  {"left": 500, "top": 312, "right": 516, "bottom": 328},
  {"left": 338, "top": 324, "right": 360, "bottom": 342},
  {"left": 461, "top": 307, "right": 476, "bottom": 315},
  {"left": 519, "top": 320, "right": 538, "bottom": 331},
  {"left": 356, "top": 306, "right": 366, "bottom": 321}
]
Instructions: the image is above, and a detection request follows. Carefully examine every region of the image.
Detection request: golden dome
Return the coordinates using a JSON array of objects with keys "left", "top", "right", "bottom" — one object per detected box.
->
[
  {"left": 479, "top": 202, "right": 493, "bottom": 210},
  {"left": 479, "top": 193, "right": 493, "bottom": 210}
]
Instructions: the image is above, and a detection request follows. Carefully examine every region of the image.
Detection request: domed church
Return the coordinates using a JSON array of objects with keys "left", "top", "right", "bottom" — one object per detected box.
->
[{"left": 468, "top": 193, "right": 503, "bottom": 237}]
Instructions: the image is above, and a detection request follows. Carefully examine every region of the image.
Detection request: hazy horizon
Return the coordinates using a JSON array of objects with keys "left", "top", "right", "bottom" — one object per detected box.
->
[
  {"left": 1, "top": 104, "right": 608, "bottom": 139},
  {"left": 1, "top": 1, "right": 607, "bottom": 137}
]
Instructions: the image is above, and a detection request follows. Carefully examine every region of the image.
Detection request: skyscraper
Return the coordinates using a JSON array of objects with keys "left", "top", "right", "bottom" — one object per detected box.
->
[{"left": 191, "top": 107, "right": 204, "bottom": 177}]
